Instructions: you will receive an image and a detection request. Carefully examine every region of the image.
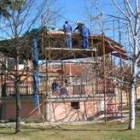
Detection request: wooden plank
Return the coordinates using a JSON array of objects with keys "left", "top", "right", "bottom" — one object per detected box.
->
[{"left": 45, "top": 47, "right": 96, "bottom": 52}]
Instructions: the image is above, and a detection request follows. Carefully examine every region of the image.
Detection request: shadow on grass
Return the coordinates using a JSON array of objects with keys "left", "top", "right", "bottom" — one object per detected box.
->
[
  {"left": 0, "top": 119, "right": 135, "bottom": 135},
  {"left": 0, "top": 127, "right": 129, "bottom": 136},
  {"left": 0, "top": 131, "right": 16, "bottom": 135},
  {"left": 56, "top": 127, "right": 129, "bottom": 132},
  {"left": 21, "top": 124, "right": 129, "bottom": 133}
]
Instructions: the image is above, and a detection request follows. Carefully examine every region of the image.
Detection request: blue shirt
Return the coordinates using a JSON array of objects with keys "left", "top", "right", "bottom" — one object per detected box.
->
[
  {"left": 82, "top": 27, "right": 90, "bottom": 37},
  {"left": 52, "top": 82, "right": 59, "bottom": 91},
  {"left": 63, "top": 23, "right": 72, "bottom": 34}
]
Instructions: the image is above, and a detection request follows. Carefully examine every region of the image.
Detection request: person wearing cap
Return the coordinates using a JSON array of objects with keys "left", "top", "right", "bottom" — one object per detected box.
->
[
  {"left": 74, "top": 21, "right": 84, "bottom": 35},
  {"left": 63, "top": 21, "right": 72, "bottom": 48},
  {"left": 81, "top": 25, "right": 90, "bottom": 49}
]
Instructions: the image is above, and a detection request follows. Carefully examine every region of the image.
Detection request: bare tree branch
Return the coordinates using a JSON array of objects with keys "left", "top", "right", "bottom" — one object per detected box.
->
[
  {"left": 112, "top": 0, "right": 130, "bottom": 20},
  {"left": 125, "top": 0, "right": 135, "bottom": 16}
]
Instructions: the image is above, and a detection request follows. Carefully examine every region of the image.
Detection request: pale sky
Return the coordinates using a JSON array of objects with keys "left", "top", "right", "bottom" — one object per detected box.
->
[
  {"left": 55, "top": 0, "right": 119, "bottom": 37},
  {"left": 0, "top": 0, "right": 121, "bottom": 40},
  {"left": 56, "top": 0, "right": 114, "bottom": 27}
]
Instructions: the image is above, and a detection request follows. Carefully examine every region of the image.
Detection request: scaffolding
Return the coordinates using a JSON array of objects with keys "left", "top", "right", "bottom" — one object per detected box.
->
[
  {"left": 40, "top": 31, "right": 130, "bottom": 122},
  {"left": 0, "top": 25, "right": 131, "bottom": 123}
]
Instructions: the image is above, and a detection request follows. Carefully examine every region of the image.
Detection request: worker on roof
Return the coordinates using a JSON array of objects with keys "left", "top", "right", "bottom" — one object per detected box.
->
[
  {"left": 74, "top": 21, "right": 85, "bottom": 35},
  {"left": 63, "top": 21, "right": 72, "bottom": 48},
  {"left": 81, "top": 25, "right": 90, "bottom": 49}
]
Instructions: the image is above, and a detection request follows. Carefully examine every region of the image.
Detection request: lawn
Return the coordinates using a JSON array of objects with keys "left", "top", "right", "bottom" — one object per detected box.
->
[{"left": 0, "top": 120, "right": 140, "bottom": 140}]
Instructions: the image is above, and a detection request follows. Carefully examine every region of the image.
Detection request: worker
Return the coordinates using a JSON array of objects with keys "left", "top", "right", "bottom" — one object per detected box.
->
[
  {"left": 52, "top": 80, "right": 60, "bottom": 95},
  {"left": 59, "top": 80, "right": 69, "bottom": 96},
  {"left": 81, "top": 25, "right": 90, "bottom": 49},
  {"left": 74, "top": 21, "right": 84, "bottom": 35},
  {"left": 63, "top": 21, "right": 72, "bottom": 48}
]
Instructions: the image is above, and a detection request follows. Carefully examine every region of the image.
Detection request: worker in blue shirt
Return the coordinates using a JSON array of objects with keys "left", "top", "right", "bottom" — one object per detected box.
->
[
  {"left": 52, "top": 80, "right": 60, "bottom": 95},
  {"left": 74, "top": 21, "right": 84, "bottom": 35},
  {"left": 63, "top": 21, "right": 72, "bottom": 48},
  {"left": 81, "top": 25, "right": 90, "bottom": 49}
]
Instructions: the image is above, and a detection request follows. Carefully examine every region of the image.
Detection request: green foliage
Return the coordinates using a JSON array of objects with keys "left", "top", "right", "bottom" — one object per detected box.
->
[
  {"left": 0, "top": 0, "right": 11, "bottom": 17},
  {"left": 0, "top": 38, "right": 15, "bottom": 54},
  {"left": 118, "top": 105, "right": 129, "bottom": 111},
  {"left": 24, "top": 28, "right": 40, "bottom": 37},
  {"left": 10, "top": 0, "right": 25, "bottom": 10},
  {"left": 24, "top": 27, "right": 47, "bottom": 37},
  {"left": 24, "top": 119, "right": 42, "bottom": 123},
  {"left": 0, "top": 0, "right": 25, "bottom": 17}
]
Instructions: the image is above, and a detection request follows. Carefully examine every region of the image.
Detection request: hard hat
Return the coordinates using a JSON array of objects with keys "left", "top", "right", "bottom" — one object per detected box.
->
[{"left": 76, "top": 21, "right": 79, "bottom": 24}]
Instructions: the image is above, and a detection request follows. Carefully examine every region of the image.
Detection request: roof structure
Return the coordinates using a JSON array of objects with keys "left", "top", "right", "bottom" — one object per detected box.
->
[{"left": 0, "top": 30, "right": 128, "bottom": 60}]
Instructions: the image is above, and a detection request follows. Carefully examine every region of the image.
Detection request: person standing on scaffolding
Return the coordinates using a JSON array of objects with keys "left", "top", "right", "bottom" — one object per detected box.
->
[
  {"left": 52, "top": 79, "right": 60, "bottom": 95},
  {"left": 74, "top": 21, "right": 84, "bottom": 35},
  {"left": 63, "top": 21, "right": 72, "bottom": 48},
  {"left": 81, "top": 25, "right": 90, "bottom": 49},
  {"left": 74, "top": 21, "right": 90, "bottom": 49}
]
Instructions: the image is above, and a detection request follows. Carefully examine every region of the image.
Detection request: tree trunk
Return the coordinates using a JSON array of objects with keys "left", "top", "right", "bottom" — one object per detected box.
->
[
  {"left": 129, "top": 80, "right": 135, "bottom": 130},
  {"left": 15, "top": 54, "right": 21, "bottom": 133},
  {"left": 129, "top": 49, "right": 137, "bottom": 130},
  {"left": 15, "top": 80, "right": 21, "bottom": 133}
]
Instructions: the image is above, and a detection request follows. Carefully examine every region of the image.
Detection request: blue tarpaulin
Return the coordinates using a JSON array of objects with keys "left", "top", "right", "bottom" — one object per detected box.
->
[{"left": 31, "top": 36, "right": 39, "bottom": 107}]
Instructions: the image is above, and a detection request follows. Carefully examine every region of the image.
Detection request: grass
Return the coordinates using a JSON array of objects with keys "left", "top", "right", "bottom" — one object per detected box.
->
[
  {"left": 118, "top": 105, "right": 140, "bottom": 111},
  {"left": 0, "top": 120, "right": 140, "bottom": 140}
]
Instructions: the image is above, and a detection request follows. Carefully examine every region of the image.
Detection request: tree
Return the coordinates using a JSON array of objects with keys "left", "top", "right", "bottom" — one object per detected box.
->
[
  {"left": 0, "top": 0, "right": 12, "bottom": 17},
  {"left": 0, "top": 0, "right": 58, "bottom": 133},
  {"left": 111, "top": 0, "right": 140, "bottom": 130},
  {"left": 88, "top": 0, "right": 140, "bottom": 130}
]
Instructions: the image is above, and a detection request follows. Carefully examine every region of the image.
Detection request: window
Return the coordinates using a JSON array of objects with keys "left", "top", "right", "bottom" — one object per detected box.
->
[{"left": 71, "top": 102, "right": 80, "bottom": 109}]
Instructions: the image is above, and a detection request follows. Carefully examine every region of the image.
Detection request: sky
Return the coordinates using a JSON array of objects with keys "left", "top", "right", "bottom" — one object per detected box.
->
[
  {"left": 54, "top": 0, "right": 131, "bottom": 51},
  {"left": 56, "top": 0, "right": 87, "bottom": 26},
  {"left": 0, "top": 0, "right": 117, "bottom": 31},
  {"left": 54, "top": 0, "right": 121, "bottom": 38},
  {"left": 55, "top": 0, "right": 115, "bottom": 28},
  {"left": 0, "top": 0, "right": 125, "bottom": 43},
  {"left": 0, "top": 0, "right": 133, "bottom": 59}
]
